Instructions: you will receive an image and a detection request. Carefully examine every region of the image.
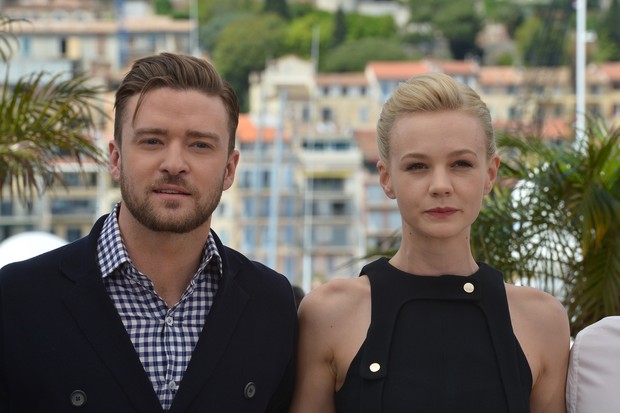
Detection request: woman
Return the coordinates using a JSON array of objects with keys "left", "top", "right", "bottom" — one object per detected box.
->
[{"left": 290, "top": 73, "right": 570, "bottom": 413}]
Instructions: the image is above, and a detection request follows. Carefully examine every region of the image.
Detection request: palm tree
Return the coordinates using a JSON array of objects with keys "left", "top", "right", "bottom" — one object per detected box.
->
[
  {"left": 473, "top": 119, "right": 620, "bottom": 336},
  {"left": 0, "top": 15, "right": 106, "bottom": 204}
]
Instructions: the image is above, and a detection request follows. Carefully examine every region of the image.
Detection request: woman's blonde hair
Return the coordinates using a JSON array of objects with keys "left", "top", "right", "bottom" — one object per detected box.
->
[{"left": 376, "top": 72, "right": 495, "bottom": 164}]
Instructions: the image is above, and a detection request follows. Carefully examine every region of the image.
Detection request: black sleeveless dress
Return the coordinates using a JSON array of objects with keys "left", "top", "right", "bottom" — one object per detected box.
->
[{"left": 334, "top": 258, "right": 532, "bottom": 413}]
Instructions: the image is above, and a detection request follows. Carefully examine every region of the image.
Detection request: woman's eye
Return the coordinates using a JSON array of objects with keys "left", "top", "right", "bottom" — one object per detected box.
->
[
  {"left": 406, "top": 163, "right": 426, "bottom": 171},
  {"left": 454, "top": 160, "right": 473, "bottom": 168}
]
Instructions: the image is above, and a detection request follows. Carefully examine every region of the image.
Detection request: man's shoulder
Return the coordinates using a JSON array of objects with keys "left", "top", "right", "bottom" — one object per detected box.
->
[
  {"left": 0, "top": 222, "right": 102, "bottom": 286},
  {"left": 220, "top": 245, "right": 292, "bottom": 292}
]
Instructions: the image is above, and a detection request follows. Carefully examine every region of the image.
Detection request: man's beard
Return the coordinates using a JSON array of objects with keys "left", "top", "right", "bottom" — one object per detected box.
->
[{"left": 120, "top": 173, "right": 223, "bottom": 234}]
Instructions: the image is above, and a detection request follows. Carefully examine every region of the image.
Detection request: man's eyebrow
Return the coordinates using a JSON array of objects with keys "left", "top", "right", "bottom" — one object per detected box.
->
[
  {"left": 134, "top": 127, "right": 167, "bottom": 136},
  {"left": 133, "top": 128, "right": 222, "bottom": 141},
  {"left": 185, "top": 129, "right": 222, "bottom": 140}
]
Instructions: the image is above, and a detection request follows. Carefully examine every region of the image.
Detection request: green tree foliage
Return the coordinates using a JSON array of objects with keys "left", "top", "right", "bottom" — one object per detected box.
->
[
  {"left": 515, "top": 14, "right": 543, "bottom": 62},
  {"left": 345, "top": 13, "right": 397, "bottom": 42},
  {"left": 472, "top": 120, "right": 620, "bottom": 336},
  {"left": 200, "top": 0, "right": 259, "bottom": 22},
  {"left": 598, "top": 0, "right": 620, "bottom": 61},
  {"left": 153, "top": 0, "right": 172, "bottom": 15},
  {"left": 0, "top": 16, "right": 105, "bottom": 203},
  {"left": 407, "top": 0, "right": 483, "bottom": 59},
  {"left": 321, "top": 38, "right": 410, "bottom": 72},
  {"left": 213, "top": 13, "right": 287, "bottom": 111},
  {"left": 484, "top": 0, "right": 525, "bottom": 38},
  {"left": 332, "top": 7, "right": 347, "bottom": 48},
  {"left": 199, "top": 11, "right": 251, "bottom": 55},
  {"left": 516, "top": 0, "right": 572, "bottom": 66},
  {"left": 283, "top": 10, "right": 333, "bottom": 60},
  {"left": 264, "top": 0, "right": 289, "bottom": 19}
]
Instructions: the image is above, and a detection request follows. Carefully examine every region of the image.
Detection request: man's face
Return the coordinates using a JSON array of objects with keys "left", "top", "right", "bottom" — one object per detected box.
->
[{"left": 109, "top": 88, "right": 239, "bottom": 234}]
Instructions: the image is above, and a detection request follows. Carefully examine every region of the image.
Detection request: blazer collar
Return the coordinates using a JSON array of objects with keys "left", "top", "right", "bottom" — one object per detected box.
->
[
  {"left": 170, "top": 232, "right": 251, "bottom": 412},
  {"left": 60, "top": 215, "right": 163, "bottom": 412}
]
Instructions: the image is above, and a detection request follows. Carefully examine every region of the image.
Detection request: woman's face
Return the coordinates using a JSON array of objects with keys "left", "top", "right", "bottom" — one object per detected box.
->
[{"left": 377, "top": 110, "right": 499, "bottom": 242}]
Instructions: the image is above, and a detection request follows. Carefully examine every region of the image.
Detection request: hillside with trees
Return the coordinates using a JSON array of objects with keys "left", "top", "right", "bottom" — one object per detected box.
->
[{"left": 149, "top": 0, "right": 620, "bottom": 109}]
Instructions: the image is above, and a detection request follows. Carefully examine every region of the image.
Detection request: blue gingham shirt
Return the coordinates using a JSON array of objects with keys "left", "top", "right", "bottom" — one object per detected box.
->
[{"left": 97, "top": 203, "right": 222, "bottom": 411}]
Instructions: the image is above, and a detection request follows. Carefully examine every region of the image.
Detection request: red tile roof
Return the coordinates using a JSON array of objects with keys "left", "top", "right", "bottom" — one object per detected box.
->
[
  {"left": 236, "top": 114, "right": 281, "bottom": 143},
  {"left": 436, "top": 59, "right": 479, "bottom": 75},
  {"left": 599, "top": 62, "right": 620, "bottom": 81},
  {"left": 316, "top": 72, "right": 368, "bottom": 86},
  {"left": 366, "top": 61, "right": 434, "bottom": 80},
  {"left": 354, "top": 129, "right": 379, "bottom": 162},
  {"left": 479, "top": 66, "right": 522, "bottom": 85}
]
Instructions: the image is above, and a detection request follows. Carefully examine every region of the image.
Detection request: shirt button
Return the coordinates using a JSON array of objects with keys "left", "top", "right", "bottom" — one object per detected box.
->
[
  {"left": 463, "top": 282, "right": 475, "bottom": 293},
  {"left": 168, "top": 380, "right": 177, "bottom": 391},
  {"left": 165, "top": 316, "right": 174, "bottom": 326}
]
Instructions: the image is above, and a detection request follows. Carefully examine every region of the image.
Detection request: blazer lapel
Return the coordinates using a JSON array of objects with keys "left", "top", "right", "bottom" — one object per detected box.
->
[
  {"left": 60, "top": 218, "right": 163, "bottom": 412},
  {"left": 170, "top": 246, "right": 250, "bottom": 412}
]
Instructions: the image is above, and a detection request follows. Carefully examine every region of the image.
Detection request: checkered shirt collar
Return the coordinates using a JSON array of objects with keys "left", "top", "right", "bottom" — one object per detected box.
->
[{"left": 97, "top": 203, "right": 222, "bottom": 280}]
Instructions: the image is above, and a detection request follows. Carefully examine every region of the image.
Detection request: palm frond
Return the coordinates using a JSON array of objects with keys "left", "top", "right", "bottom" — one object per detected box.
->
[
  {"left": 475, "top": 118, "right": 620, "bottom": 336},
  {"left": 0, "top": 70, "right": 108, "bottom": 202}
]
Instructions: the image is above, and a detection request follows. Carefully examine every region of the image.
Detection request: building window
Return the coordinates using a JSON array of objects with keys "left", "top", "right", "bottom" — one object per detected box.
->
[
  {"left": 242, "top": 226, "right": 256, "bottom": 251},
  {"left": 62, "top": 172, "right": 97, "bottom": 187},
  {"left": 508, "top": 106, "right": 520, "bottom": 120},
  {"left": 50, "top": 199, "right": 96, "bottom": 215},
  {"left": 368, "top": 211, "right": 383, "bottom": 230},
  {"left": 321, "top": 107, "right": 333, "bottom": 122},
  {"left": 281, "top": 225, "right": 296, "bottom": 244},
  {"left": 359, "top": 107, "right": 369, "bottom": 122},
  {"left": 66, "top": 228, "right": 82, "bottom": 242},
  {"left": 60, "top": 37, "right": 68, "bottom": 57},
  {"left": 331, "top": 226, "right": 348, "bottom": 246},
  {"left": 22, "top": 37, "right": 31, "bottom": 58},
  {"left": 0, "top": 201, "right": 13, "bottom": 216},
  {"left": 302, "top": 105, "right": 310, "bottom": 122},
  {"left": 311, "top": 178, "right": 344, "bottom": 191},
  {"left": 367, "top": 184, "right": 385, "bottom": 200},
  {"left": 332, "top": 201, "right": 348, "bottom": 215}
]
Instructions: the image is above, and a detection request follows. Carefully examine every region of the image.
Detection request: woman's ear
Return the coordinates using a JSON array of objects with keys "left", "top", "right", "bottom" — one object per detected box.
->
[
  {"left": 377, "top": 160, "right": 396, "bottom": 199},
  {"left": 484, "top": 154, "right": 500, "bottom": 194}
]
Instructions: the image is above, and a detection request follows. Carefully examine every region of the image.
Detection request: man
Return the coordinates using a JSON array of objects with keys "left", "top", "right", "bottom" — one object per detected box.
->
[
  {"left": 567, "top": 316, "right": 620, "bottom": 413},
  {"left": 0, "top": 52, "right": 297, "bottom": 412}
]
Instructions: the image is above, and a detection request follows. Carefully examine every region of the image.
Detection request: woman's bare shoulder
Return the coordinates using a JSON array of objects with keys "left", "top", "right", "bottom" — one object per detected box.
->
[
  {"left": 505, "top": 283, "right": 567, "bottom": 323},
  {"left": 299, "top": 276, "right": 370, "bottom": 319},
  {"left": 505, "top": 283, "right": 570, "bottom": 357}
]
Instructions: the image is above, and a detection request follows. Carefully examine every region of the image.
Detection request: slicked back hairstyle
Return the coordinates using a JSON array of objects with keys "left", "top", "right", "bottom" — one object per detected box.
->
[
  {"left": 113, "top": 52, "right": 239, "bottom": 154},
  {"left": 376, "top": 72, "right": 496, "bottom": 165}
]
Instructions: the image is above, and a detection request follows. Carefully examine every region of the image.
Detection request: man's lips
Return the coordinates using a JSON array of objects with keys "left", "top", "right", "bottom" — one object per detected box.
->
[{"left": 153, "top": 185, "right": 190, "bottom": 195}]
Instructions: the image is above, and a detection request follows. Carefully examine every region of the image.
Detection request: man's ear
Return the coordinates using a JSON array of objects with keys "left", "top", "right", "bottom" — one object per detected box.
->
[
  {"left": 109, "top": 140, "right": 121, "bottom": 182},
  {"left": 377, "top": 160, "right": 395, "bottom": 199},
  {"left": 222, "top": 150, "right": 240, "bottom": 191}
]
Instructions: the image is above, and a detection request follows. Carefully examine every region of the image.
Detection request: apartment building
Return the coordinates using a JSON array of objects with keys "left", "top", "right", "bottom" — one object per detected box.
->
[
  {"left": 0, "top": 0, "right": 188, "bottom": 242},
  {"left": 1, "top": 0, "right": 193, "bottom": 82},
  {"left": 244, "top": 56, "right": 367, "bottom": 288},
  {"left": 3, "top": 1, "right": 620, "bottom": 286}
]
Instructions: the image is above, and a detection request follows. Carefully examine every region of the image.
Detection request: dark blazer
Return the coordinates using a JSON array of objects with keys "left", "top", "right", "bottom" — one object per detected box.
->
[{"left": 0, "top": 215, "right": 298, "bottom": 412}]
